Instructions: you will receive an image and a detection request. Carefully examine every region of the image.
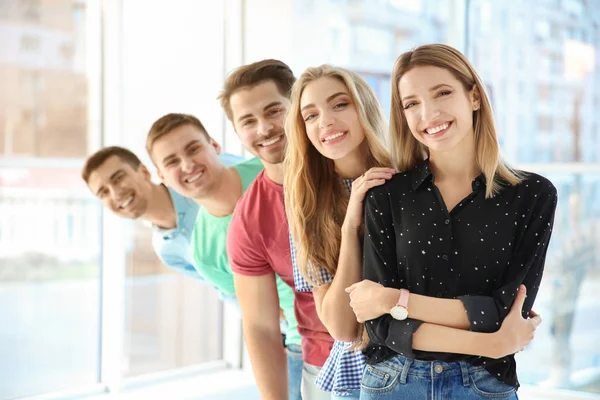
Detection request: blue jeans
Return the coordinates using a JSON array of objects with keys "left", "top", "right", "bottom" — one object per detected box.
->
[
  {"left": 287, "top": 343, "right": 303, "bottom": 400},
  {"left": 360, "top": 355, "right": 518, "bottom": 400}
]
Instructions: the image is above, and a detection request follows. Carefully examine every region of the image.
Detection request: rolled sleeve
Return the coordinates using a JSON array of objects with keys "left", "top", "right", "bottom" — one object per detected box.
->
[{"left": 458, "top": 187, "right": 557, "bottom": 332}]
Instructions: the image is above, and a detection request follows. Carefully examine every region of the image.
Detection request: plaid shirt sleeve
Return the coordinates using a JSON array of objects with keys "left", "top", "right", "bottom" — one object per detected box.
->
[
  {"left": 289, "top": 179, "right": 353, "bottom": 293},
  {"left": 289, "top": 231, "right": 333, "bottom": 292}
]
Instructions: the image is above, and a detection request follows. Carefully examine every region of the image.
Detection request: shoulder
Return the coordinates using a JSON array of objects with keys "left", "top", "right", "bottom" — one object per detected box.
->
[
  {"left": 234, "top": 172, "right": 266, "bottom": 217},
  {"left": 233, "top": 156, "right": 264, "bottom": 175},
  {"left": 514, "top": 171, "right": 557, "bottom": 197},
  {"left": 168, "top": 186, "right": 198, "bottom": 213},
  {"left": 366, "top": 169, "right": 414, "bottom": 201}
]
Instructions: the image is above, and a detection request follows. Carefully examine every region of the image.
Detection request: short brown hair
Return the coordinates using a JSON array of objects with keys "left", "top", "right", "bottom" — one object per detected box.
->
[
  {"left": 146, "top": 113, "right": 210, "bottom": 158},
  {"left": 82, "top": 146, "right": 142, "bottom": 183},
  {"left": 218, "top": 59, "right": 295, "bottom": 121}
]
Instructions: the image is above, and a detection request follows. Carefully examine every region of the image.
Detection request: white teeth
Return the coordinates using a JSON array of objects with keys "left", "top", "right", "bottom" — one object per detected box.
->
[
  {"left": 426, "top": 122, "right": 449, "bottom": 135},
  {"left": 260, "top": 136, "right": 282, "bottom": 147},
  {"left": 120, "top": 196, "right": 133, "bottom": 209},
  {"left": 186, "top": 172, "right": 203, "bottom": 183},
  {"left": 324, "top": 131, "right": 345, "bottom": 142}
]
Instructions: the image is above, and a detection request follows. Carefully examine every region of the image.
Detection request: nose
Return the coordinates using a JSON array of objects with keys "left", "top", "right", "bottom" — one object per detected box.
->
[
  {"left": 319, "top": 109, "right": 335, "bottom": 129},
  {"left": 181, "top": 156, "right": 195, "bottom": 173},
  {"left": 257, "top": 119, "right": 274, "bottom": 137},
  {"left": 421, "top": 100, "right": 440, "bottom": 123},
  {"left": 109, "top": 185, "right": 124, "bottom": 200}
]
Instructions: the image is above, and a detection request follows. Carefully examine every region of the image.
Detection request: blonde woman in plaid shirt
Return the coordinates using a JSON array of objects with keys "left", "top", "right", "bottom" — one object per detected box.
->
[{"left": 284, "top": 65, "right": 393, "bottom": 399}]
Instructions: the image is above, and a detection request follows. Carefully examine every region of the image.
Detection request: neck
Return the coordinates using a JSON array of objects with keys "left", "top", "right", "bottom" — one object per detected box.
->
[
  {"left": 334, "top": 147, "right": 369, "bottom": 179},
  {"left": 194, "top": 167, "right": 241, "bottom": 217},
  {"left": 143, "top": 184, "right": 177, "bottom": 229},
  {"left": 263, "top": 160, "right": 285, "bottom": 185},
  {"left": 428, "top": 133, "right": 479, "bottom": 183}
]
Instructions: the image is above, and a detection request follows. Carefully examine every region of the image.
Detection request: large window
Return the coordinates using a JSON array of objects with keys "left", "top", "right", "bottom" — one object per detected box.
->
[
  {"left": 117, "top": 0, "right": 228, "bottom": 377},
  {"left": 468, "top": 0, "right": 600, "bottom": 393},
  {"left": 0, "top": 0, "right": 101, "bottom": 397},
  {"left": 0, "top": 0, "right": 230, "bottom": 398}
]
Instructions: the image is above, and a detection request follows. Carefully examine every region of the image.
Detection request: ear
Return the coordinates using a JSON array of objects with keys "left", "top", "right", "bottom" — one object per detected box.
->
[
  {"left": 210, "top": 137, "right": 222, "bottom": 155},
  {"left": 156, "top": 167, "right": 166, "bottom": 184},
  {"left": 139, "top": 164, "right": 152, "bottom": 180},
  {"left": 471, "top": 85, "right": 481, "bottom": 111}
]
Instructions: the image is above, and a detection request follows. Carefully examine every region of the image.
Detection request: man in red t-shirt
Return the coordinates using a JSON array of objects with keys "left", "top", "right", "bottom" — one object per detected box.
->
[{"left": 222, "top": 60, "right": 334, "bottom": 400}]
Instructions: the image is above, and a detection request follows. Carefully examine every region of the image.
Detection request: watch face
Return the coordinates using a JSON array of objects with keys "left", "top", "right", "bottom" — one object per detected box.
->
[{"left": 391, "top": 306, "right": 408, "bottom": 320}]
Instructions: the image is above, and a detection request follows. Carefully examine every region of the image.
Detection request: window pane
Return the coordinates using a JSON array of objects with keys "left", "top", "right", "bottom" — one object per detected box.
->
[
  {"left": 468, "top": 0, "right": 600, "bottom": 163},
  {"left": 0, "top": 0, "right": 101, "bottom": 397},
  {"left": 0, "top": 0, "right": 93, "bottom": 159},
  {"left": 118, "top": 0, "right": 227, "bottom": 377},
  {"left": 122, "top": 221, "right": 223, "bottom": 377},
  {"left": 0, "top": 167, "right": 101, "bottom": 398},
  {"left": 517, "top": 171, "right": 600, "bottom": 394}
]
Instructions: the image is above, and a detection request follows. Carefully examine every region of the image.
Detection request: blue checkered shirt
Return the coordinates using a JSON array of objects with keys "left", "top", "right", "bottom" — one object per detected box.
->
[{"left": 289, "top": 178, "right": 366, "bottom": 396}]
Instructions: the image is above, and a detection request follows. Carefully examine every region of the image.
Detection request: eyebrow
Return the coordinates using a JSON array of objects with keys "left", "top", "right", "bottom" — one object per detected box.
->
[
  {"left": 161, "top": 140, "right": 200, "bottom": 165},
  {"left": 401, "top": 84, "right": 453, "bottom": 102},
  {"left": 301, "top": 92, "right": 348, "bottom": 112},
  {"left": 236, "top": 101, "right": 284, "bottom": 124}
]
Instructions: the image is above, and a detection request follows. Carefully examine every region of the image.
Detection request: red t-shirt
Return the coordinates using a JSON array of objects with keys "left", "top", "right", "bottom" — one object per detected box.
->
[{"left": 227, "top": 170, "right": 333, "bottom": 366}]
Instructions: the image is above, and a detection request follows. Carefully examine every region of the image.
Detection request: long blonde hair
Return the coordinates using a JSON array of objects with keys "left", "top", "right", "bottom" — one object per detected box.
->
[
  {"left": 284, "top": 65, "right": 391, "bottom": 350},
  {"left": 284, "top": 65, "right": 391, "bottom": 287},
  {"left": 390, "top": 44, "right": 522, "bottom": 197}
]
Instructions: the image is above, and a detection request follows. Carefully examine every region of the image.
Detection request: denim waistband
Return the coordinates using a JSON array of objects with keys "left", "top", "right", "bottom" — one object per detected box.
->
[{"left": 378, "top": 354, "right": 486, "bottom": 385}]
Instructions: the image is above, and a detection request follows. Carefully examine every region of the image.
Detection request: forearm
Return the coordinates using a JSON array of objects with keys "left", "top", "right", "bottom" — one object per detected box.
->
[
  {"left": 242, "top": 324, "right": 288, "bottom": 400},
  {"left": 378, "top": 288, "right": 470, "bottom": 329},
  {"left": 412, "top": 322, "right": 503, "bottom": 358},
  {"left": 319, "top": 224, "right": 361, "bottom": 342}
]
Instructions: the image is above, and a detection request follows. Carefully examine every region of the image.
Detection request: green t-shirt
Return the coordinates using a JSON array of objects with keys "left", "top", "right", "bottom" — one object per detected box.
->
[{"left": 191, "top": 157, "right": 300, "bottom": 346}]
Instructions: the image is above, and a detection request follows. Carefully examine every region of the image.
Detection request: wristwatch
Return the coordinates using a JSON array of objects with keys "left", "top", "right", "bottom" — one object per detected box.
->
[{"left": 390, "top": 289, "right": 410, "bottom": 320}]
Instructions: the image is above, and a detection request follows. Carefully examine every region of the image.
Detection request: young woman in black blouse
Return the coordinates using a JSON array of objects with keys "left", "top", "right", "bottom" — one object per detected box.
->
[{"left": 347, "top": 44, "right": 557, "bottom": 399}]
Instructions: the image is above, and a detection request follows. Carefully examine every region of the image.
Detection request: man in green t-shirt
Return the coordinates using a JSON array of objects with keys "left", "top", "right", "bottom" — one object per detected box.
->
[{"left": 144, "top": 113, "right": 301, "bottom": 386}]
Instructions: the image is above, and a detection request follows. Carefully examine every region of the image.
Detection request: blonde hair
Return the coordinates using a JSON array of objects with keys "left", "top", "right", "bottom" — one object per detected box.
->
[
  {"left": 284, "top": 65, "right": 391, "bottom": 349},
  {"left": 389, "top": 44, "right": 522, "bottom": 197}
]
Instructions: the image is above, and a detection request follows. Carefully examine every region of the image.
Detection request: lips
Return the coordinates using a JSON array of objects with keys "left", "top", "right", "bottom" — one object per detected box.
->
[
  {"left": 258, "top": 135, "right": 284, "bottom": 147},
  {"left": 321, "top": 130, "right": 347, "bottom": 142},
  {"left": 425, "top": 121, "right": 451, "bottom": 135},
  {"left": 184, "top": 170, "right": 204, "bottom": 184},
  {"left": 118, "top": 195, "right": 134, "bottom": 209}
]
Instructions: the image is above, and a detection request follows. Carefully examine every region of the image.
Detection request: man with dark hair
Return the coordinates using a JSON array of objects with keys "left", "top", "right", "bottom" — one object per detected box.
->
[{"left": 223, "top": 60, "right": 333, "bottom": 400}]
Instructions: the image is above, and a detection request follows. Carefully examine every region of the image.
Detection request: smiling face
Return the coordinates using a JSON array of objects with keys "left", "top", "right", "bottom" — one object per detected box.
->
[
  {"left": 229, "top": 80, "right": 290, "bottom": 165},
  {"left": 151, "top": 123, "right": 224, "bottom": 200},
  {"left": 399, "top": 65, "right": 480, "bottom": 154},
  {"left": 299, "top": 77, "right": 365, "bottom": 161},
  {"left": 87, "top": 155, "right": 152, "bottom": 219}
]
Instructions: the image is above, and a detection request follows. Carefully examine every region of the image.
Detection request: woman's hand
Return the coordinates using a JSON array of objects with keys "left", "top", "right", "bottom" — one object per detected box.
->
[
  {"left": 345, "top": 279, "right": 395, "bottom": 322},
  {"left": 343, "top": 167, "right": 396, "bottom": 230},
  {"left": 489, "top": 285, "right": 542, "bottom": 359}
]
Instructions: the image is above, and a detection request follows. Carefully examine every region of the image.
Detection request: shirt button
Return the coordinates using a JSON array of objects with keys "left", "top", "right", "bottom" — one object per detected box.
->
[
  {"left": 475, "top": 180, "right": 481, "bottom": 186},
  {"left": 442, "top": 254, "right": 448, "bottom": 260},
  {"left": 445, "top": 219, "right": 450, "bottom": 225},
  {"left": 434, "top": 364, "right": 444, "bottom": 374}
]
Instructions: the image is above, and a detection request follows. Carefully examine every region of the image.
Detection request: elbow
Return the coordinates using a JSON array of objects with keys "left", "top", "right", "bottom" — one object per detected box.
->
[
  {"left": 329, "top": 327, "right": 358, "bottom": 343},
  {"left": 320, "top": 316, "right": 358, "bottom": 343}
]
